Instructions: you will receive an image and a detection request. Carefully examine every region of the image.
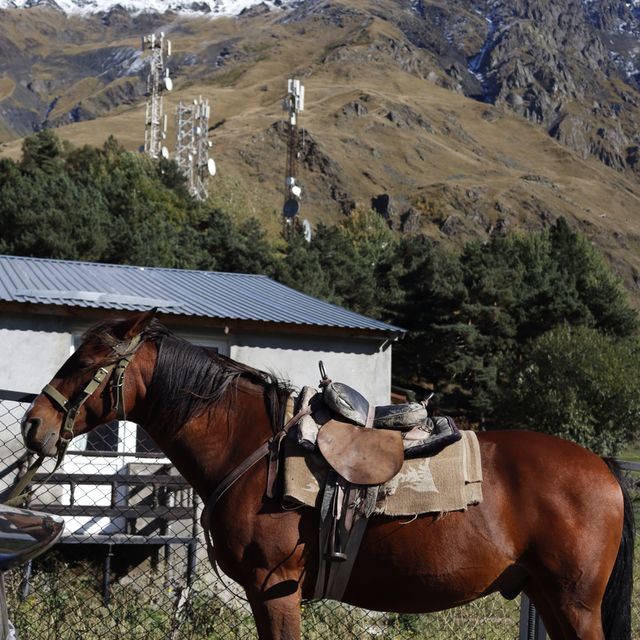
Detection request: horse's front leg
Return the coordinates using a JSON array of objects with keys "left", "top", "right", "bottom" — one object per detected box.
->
[{"left": 247, "top": 584, "right": 302, "bottom": 640}]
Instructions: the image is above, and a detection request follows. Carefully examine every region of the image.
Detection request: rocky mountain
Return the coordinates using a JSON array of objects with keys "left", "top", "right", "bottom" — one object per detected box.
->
[
  {"left": 0, "top": 0, "right": 639, "bottom": 296},
  {"left": 0, "top": 0, "right": 292, "bottom": 17}
]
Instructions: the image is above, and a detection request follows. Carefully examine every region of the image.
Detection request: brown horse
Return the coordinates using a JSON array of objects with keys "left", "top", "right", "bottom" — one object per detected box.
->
[{"left": 20, "top": 311, "right": 634, "bottom": 640}]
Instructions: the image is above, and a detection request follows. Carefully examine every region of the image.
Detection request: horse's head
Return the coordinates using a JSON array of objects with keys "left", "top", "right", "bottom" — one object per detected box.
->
[{"left": 21, "top": 310, "right": 157, "bottom": 457}]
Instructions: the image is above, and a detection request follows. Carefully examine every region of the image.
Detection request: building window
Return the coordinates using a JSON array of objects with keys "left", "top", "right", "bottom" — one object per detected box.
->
[{"left": 85, "top": 421, "right": 119, "bottom": 452}]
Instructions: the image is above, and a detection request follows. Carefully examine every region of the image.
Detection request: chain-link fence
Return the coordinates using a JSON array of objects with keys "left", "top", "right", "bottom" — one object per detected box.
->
[{"left": 0, "top": 391, "right": 638, "bottom": 639}]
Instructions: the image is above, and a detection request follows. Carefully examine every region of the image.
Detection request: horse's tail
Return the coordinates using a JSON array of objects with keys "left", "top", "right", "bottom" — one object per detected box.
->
[{"left": 601, "top": 459, "right": 635, "bottom": 640}]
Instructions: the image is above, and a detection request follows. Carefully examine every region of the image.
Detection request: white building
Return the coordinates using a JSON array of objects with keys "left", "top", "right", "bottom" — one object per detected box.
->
[
  {"left": 0, "top": 254, "right": 403, "bottom": 400},
  {"left": 0, "top": 254, "right": 404, "bottom": 539}
]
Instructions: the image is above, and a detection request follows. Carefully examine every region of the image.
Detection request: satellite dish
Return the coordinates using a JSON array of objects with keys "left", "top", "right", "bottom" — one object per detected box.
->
[
  {"left": 291, "top": 185, "right": 302, "bottom": 198},
  {"left": 207, "top": 158, "right": 217, "bottom": 176},
  {"left": 283, "top": 198, "right": 300, "bottom": 219},
  {"left": 161, "top": 146, "right": 170, "bottom": 159},
  {"left": 164, "top": 76, "right": 173, "bottom": 91},
  {"left": 302, "top": 219, "right": 312, "bottom": 242}
]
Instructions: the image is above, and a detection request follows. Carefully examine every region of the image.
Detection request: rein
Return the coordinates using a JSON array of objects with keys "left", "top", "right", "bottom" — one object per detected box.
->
[
  {"left": 6, "top": 334, "right": 142, "bottom": 506},
  {"left": 200, "top": 403, "right": 310, "bottom": 576}
]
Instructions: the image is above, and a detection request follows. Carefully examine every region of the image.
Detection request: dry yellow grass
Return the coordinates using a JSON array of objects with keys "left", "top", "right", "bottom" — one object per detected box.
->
[
  {"left": 0, "top": 76, "right": 15, "bottom": 101},
  {"left": 0, "top": 4, "right": 639, "bottom": 295}
]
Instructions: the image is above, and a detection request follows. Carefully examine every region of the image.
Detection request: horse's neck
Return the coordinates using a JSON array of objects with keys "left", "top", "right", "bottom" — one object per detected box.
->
[{"left": 137, "top": 377, "right": 276, "bottom": 502}]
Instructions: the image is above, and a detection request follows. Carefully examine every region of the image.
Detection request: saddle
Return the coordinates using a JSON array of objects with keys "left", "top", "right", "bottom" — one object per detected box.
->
[{"left": 294, "top": 362, "right": 461, "bottom": 600}]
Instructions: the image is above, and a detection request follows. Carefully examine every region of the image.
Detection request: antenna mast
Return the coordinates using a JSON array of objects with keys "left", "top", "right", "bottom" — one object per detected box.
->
[
  {"left": 282, "top": 78, "right": 304, "bottom": 235},
  {"left": 142, "top": 32, "right": 172, "bottom": 160},
  {"left": 175, "top": 96, "right": 215, "bottom": 201}
]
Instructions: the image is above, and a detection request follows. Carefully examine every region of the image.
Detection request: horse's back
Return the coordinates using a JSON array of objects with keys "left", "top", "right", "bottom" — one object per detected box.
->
[{"left": 478, "top": 429, "right": 623, "bottom": 524}]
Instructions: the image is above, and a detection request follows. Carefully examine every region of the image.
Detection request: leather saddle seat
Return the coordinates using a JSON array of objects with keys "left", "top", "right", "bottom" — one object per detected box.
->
[{"left": 296, "top": 365, "right": 459, "bottom": 486}]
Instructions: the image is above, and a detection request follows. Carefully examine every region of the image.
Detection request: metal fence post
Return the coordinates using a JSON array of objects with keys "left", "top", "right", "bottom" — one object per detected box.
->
[{"left": 519, "top": 593, "right": 547, "bottom": 640}]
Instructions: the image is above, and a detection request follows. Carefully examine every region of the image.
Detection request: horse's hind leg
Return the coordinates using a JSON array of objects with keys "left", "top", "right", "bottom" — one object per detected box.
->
[
  {"left": 524, "top": 506, "right": 621, "bottom": 638},
  {"left": 525, "top": 581, "right": 606, "bottom": 640}
]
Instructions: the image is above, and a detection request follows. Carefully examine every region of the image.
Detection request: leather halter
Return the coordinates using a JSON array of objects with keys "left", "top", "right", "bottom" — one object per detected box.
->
[
  {"left": 41, "top": 332, "right": 142, "bottom": 449},
  {"left": 6, "top": 333, "right": 142, "bottom": 506}
]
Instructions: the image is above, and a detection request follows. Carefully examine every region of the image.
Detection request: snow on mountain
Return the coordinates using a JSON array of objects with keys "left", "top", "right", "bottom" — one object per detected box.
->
[{"left": 0, "top": 0, "right": 294, "bottom": 17}]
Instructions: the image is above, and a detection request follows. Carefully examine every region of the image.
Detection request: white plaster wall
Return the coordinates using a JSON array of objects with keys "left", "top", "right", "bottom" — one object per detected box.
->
[
  {"left": 0, "top": 313, "right": 394, "bottom": 403},
  {"left": 0, "top": 316, "right": 73, "bottom": 393},
  {"left": 230, "top": 332, "right": 393, "bottom": 404}
]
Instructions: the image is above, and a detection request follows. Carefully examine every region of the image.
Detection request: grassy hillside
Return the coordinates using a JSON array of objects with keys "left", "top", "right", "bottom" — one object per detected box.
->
[{"left": 0, "top": 3, "right": 639, "bottom": 299}]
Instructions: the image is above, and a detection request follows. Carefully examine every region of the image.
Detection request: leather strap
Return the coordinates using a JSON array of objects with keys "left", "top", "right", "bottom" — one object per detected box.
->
[
  {"left": 4, "top": 455, "right": 46, "bottom": 506},
  {"left": 112, "top": 334, "right": 142, "bottom": 420},
  {"left": 201, "top": 405, "right": 310, "bottom": 525},
  {"left": 5, "top": 442, "right": 68, "bottom": 507},
  {"left": 7, "top": 334, "right": 143, "bottom": 507},
  {"left": 200, "top": 404, "right": 310, "bottom": 578},
  {"left": 41, "top": 385, "right": 70, "bottom": 413},
  {"left": 44, "top": 365, "right": 114, "bottom": 443}
]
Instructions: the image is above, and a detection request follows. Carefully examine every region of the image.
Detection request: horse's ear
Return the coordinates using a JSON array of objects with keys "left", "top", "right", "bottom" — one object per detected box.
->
[{"left": 113, "top": 308, "right": 157, "bottom": 341}]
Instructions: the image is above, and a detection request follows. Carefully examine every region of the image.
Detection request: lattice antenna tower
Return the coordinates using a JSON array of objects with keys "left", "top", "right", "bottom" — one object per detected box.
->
[
  {"left": 175, "top": 96, "right": 215, "bottom": 201},
  {"left": 175, "top": 101, "right": 195, "bottom": 187},
  {"left": 282, "top": 78, "right": 305, "bottom": 236},
  {"left": 142, "top": 32, "right": 172, "bottom": 159},
  {"left": 193, "top": 98, "right": 214, "bottom": 201}
]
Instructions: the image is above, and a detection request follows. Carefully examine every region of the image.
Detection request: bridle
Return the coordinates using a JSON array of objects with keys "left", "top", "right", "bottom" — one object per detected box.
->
[
  {"left": 42, "top": 333, "right": 143, "bottom": 451},
  {"left": 7, "top": 333, "right": 143, "bottom": 506}
]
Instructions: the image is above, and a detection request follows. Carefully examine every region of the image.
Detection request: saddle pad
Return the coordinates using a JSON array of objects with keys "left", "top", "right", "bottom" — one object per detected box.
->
[{"left": 283, "top": 430, "right": 483, "bottom": 516}]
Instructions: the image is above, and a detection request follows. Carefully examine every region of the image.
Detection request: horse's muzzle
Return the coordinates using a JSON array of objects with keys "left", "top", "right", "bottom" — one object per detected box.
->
[
  {"left": 21, "top": 416, "right": 42, "bottom": 440},
  {"left": 21, "top": 417, "right": 58, "bottom": 457}
]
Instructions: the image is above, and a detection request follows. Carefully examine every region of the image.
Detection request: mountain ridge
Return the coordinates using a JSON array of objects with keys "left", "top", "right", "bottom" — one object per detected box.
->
[
  {"left": 0, "top": 0, "right": 294, "bottom": 17},
  {"left": 0, "top": 0, "right": 639, "bottom": 300}
]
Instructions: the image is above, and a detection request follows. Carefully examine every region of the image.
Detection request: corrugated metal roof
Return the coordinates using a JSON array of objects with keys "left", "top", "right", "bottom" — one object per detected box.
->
[{"left": 0, "top": 255, "right": 404, "bottom": 335}]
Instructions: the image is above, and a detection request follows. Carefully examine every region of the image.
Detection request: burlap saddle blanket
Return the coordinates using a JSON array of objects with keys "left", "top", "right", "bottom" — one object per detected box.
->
[{"left": 283, "top": 429, "right": 483, "bottom": 516}]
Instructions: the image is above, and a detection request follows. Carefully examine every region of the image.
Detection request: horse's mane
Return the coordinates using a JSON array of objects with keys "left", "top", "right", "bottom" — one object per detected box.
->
[{"left": 83, "top": 319, "right": 293, "bottom": 434}]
